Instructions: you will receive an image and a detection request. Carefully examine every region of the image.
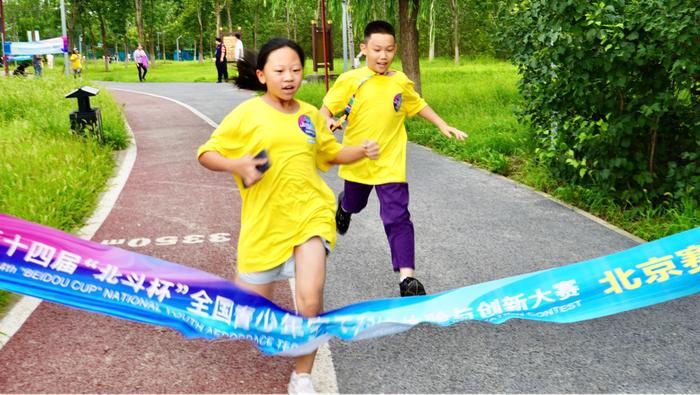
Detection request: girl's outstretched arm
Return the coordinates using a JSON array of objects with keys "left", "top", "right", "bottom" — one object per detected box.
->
[{"left": 329, "top": 140, "right": 380, "bottom": 164}]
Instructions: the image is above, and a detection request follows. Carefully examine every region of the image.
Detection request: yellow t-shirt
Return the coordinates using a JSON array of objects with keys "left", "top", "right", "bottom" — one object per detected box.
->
[
  {"left": 323, "top": 67, "right": 427, "bottom": 184},
  {"left": 70, "top": 54, "right": 81, "bottom": 69},
  {"left": 197, "top": 97, "right": 343, "bottom": 273}
]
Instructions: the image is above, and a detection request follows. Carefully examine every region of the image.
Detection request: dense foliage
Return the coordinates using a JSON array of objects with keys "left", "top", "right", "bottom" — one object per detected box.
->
[
  {"left": 502, "top": 0, "right": 699, "bottom": 204},
  {"left": 2, "top": 0, "right": 510, "bottom": 61}
]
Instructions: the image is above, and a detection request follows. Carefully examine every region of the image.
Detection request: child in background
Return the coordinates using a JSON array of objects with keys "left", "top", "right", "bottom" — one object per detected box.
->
[
  {"left": 320, "top": 20, "right": 467, "bottom": 297},
  {"left": 197, "top": 37, "right": 379, "bottom": 394},
  {"left": 70, "top": 48, "right": 82, "bottom": 79}
]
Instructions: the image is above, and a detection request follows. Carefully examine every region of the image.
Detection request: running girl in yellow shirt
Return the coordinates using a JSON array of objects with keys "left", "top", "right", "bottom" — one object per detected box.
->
[{"left": 197, "top": 38, "right": 379, "bottom": 394}]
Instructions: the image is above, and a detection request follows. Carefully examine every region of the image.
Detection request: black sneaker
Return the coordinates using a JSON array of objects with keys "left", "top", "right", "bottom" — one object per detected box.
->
[
  {"left": 399, "top": 277, "right": 426, "bottom": 297},
  {"left": 336, "top": 191, "right": 352, "bottom": 235}
]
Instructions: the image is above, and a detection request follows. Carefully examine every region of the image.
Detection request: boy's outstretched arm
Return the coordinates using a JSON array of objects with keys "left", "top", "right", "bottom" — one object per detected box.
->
[
  {"left": 418, "top": 105, "right": 468, "bottom": 140},
  {"left": 329, "top": 140, "right": 380, "bottom": 164},
  {"left": 198, "top": 150, "right": 268, "bottom": 187}
]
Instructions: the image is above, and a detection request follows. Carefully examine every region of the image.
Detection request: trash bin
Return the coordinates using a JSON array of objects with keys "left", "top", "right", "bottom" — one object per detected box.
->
[{"left": 65, "top": 86, "right": 103, "bottom": 142}]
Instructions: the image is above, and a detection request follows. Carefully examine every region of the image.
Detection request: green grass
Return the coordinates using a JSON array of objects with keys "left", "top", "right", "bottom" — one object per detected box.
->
[
  {"left": 82, "top": 59, "right": 223, "bottom": 82},
  {"left": 0, "top": 74, "right": 129, "bottom": 314}
]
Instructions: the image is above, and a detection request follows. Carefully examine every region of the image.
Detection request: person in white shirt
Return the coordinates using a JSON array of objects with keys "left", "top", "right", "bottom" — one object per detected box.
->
[{"left": 234, "top": 32, "right": 244, "bottom": 61}]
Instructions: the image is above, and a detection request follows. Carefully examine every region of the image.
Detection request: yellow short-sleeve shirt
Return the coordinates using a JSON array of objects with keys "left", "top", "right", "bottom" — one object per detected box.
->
[
  {"left": 197, "top": 97, "right": 343, "bottom": 273},
  {"left": 70, "top": 54, "right": 81, "bottom": 69},
  {"left": 323, "top": 67, "right": 427, "bottom": 184}
]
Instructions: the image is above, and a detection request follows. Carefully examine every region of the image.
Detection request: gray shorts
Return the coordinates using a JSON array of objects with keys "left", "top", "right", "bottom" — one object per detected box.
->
[{"left": 238, "top": 238, "right": 331, "bottom": 285}]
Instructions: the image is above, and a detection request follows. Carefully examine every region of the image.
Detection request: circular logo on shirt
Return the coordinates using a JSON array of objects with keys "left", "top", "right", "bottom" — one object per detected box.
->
[
  {"left": 298, "top": 115, "right": 316, "bottom": 138},
  {"left": 393, "top": 93, "right": 403, "bottom": 112},
  {"left": 298, "top": 114, "right": 316, "bottom": 144}
]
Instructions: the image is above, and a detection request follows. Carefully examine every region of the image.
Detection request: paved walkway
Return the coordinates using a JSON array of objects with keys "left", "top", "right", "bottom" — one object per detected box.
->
[{"left": 0, "top": 82, "right": 697, "bottom": 393}]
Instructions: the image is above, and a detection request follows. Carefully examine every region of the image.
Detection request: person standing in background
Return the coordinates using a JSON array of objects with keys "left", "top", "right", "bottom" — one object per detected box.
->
[
  {"left": 70, "top": 48, "right": 82, "bottom": 79},
  {"left": 234, "top": 32, "right": 244, "bottom": 61},
  {"left": 32, "top": 55, "right": 43, "bottom": 77},
  {"left": 215, "top": 37, "right": 228, "bottom": 83},
  {"left": 134, "top": 44, "right": 149, "bottom": 82}
]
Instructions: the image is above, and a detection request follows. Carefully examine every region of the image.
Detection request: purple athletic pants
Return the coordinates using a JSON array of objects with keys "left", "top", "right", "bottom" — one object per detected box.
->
[{"left": 340, "top": 180, "right": 415, "bottom": 272}]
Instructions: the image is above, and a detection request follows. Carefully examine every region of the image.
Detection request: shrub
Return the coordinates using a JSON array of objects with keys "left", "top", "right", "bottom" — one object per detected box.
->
[{"left": 502, "top": 0, "right": 699, "bottom": 204}]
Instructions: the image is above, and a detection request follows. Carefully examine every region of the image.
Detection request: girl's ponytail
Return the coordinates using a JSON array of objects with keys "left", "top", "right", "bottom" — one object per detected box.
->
[{"left": 234, "top": 49, "right": 265, "bottom": 91}]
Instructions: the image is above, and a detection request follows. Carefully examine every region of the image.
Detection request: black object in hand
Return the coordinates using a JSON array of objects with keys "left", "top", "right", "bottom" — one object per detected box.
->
[
  {"left": 254, "top": 149, "right": 270, "bottom": 172},
  {"left": 243, "top": 150, "right": 270, "bottom": 188}
]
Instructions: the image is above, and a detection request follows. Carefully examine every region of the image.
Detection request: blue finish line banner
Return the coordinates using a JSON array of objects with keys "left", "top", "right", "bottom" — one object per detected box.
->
[
  {"left": 0, "top": 213, "right": 698, "bottom": 356},
  {"left": 3, "top": 36, "right": 68, "bottom": 56}
]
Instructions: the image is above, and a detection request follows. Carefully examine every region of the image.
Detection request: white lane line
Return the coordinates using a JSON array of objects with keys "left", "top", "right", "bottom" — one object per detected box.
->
[
  {"left": 106, "top": 86, "right": 219, "bottom": 128},
  {"left": 0, "top": 116, "right": 137, "bottom": 349}
]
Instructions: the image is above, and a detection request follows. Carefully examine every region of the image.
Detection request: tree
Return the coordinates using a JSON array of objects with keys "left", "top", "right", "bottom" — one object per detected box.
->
[
  {"left": 427, "top": 0, "right": 435, "bottom": 61},
  {"left": 503, "top": 0, "right": 700, "bottom": 204},
  {"left": 399, "top": 0, "right": 421, "bottom": 94},
  {"left": 449, "top": 0, "right": 459, "bottom": 65},
  {"left": 134, "top": 0, "right": 144, "bottom": 44},
  {"left": 67, "top": 0, "right": 83, "bottom": 51}
]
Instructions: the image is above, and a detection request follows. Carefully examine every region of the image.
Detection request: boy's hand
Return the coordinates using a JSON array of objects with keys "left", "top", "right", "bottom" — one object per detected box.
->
[
  {"left": 236, "top": 154, "right": 269, "bottom": 187},
  {"left": 362, "top": 140, "right": 380, "bottom": 160},
  {"left": 440, "top": 125, "right": 468, "bottom": 141},
  {"left": 327, "top": 117, "right": 340, "bottom": 132}
]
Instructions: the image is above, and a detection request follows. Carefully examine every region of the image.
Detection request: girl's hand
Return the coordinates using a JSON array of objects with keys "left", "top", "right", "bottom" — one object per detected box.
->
[
  {"left": 362, "top": 140, "right": 380, "bottom": 160},
  {"left": 440, "top": 125, "right": 468, "bottom": 141},
  {"left": 236, "top": 155, "right": 269, "bottom": 187}
]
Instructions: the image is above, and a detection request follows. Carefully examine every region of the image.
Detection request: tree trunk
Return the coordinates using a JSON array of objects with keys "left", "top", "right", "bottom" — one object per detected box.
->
[
  {"left": 428, "top": 0, "right": 435, "bottom": 61},
  {"left": 99, "top": 14, "right": 109, "bottom": 71},
  {"left": 148, "top": 0, "right": 156, "bottom": 68},
  {"left": 399, "top": 0, "right": 422, "bottom": 94},
  {"left": 286, "top": 0, "right": 291, "bottom": 37},
  {"left": 225, "top": 0, "right": 233, "bottom": 31},
  {"left": 134, "top": 0, "right": 144, "bottom": 45},
  {"left": 253, "top": 6, "right": 258, "bottom": 48},
  {"left": 347, "top": 0, "right": 355, "bottom": 63},
  {"left": 67, "top": 0, "right": 81, "bottom": 51},
  {"left": 214, "top": 0, "right": 222, "bottom": 37},
  {"left": 450, "top": 0, "right": 459, "bottom": 65},
  {"left": 197, "top": 6, "right": 204, "bottom": 62},
  {"left": 86, "top": 22, "right": 98, "bottom": 69},
  {"left": 124, "top": 39, "right": 129, "bottom": 66}
]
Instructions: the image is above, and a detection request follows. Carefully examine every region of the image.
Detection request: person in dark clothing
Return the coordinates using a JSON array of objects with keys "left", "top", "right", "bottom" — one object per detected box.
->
[
  {"left": 13, "top": 63, "right": 27, "bottom": 77},
  {"left": 215, "top": 37, "right": 228, "bottom": 83}
]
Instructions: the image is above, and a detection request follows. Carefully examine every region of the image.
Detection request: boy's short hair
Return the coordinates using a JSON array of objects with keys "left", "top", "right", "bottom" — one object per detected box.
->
[
  {"left": 364, "top": 21, "right": 395, "bottom": 42},
  {"left": 234, "top": 32, "right": 241, "bottom": 39}
]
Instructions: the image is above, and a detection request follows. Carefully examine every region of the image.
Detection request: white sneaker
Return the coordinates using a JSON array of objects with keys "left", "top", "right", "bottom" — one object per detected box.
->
[{"left": 288, "top": 371, "right": 316, "bottom": 394}]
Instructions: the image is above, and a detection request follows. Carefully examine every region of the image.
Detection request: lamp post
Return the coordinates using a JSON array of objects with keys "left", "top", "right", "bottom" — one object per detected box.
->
[
  {"left": 1, "top": 0, "right": 8, "bottom": 76},
  {"left": 60, "top": 0, "right": 69, "bottom": 76}
]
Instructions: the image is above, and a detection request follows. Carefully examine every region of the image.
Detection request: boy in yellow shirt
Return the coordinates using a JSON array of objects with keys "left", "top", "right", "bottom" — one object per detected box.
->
[{"left": 320, "top": 20, "right": 467, "bottom": 297}]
